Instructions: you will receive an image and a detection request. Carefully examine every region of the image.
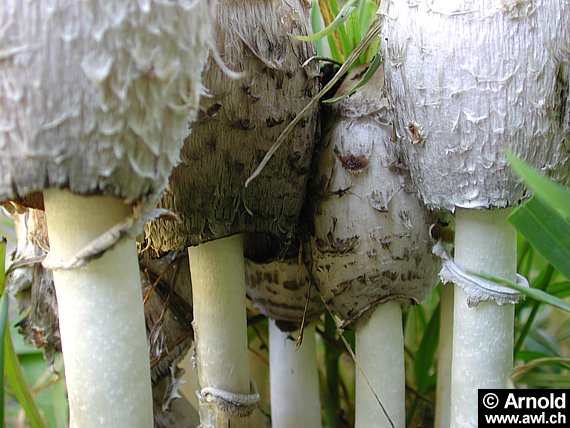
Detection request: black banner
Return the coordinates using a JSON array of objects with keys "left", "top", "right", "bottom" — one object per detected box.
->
[{"left": 479, "top": 389, "right": 568, "bottom": 427}]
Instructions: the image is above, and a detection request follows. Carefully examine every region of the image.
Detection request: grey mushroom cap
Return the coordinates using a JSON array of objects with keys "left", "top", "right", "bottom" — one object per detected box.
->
[
  {"left": 245, "top": 257, "right": 323, "bottom": 327},
  {"left": 0, "top": 0, "right": 210, "bottom": 206},
  {"left": 144, "top": 0, "right": 319, "bottom": 253},
  {"left": 381, "top": 0, "right": 570, "bottom": 211},
  {"left": 309, "top": 70, "right": 440, "bottom": 326}
]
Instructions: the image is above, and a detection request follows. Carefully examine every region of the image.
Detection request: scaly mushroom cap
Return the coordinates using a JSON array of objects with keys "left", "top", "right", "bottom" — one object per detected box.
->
[
  {"left": 144, "top": 0, "right": 319, "bottom": 253},
  {"left": 309, "top": 68, "right": 439, "bottom": 326},
  {"left": 244, "top": 235, "right": 323, "bottom": 329},
  {"left": 381, "top": 0, "right": 570, "bottom": 211},
  {"left": 0, "top": 0, "right": 210, "bottom": 206}
]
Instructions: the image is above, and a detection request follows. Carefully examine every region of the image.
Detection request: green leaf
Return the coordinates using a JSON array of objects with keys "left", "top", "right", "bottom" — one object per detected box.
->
[
  {"left": 311, "top": 0, "right": 327, "bottom": 57},
  {"left": 514, "top": 264, "right": 554, "bottom": 356},
  {"left": 507, "top": 152, "right": 570, "bottom": 217},
  {"left": 0, "top": 239, "right": 45, "bottom": 428},
  {"left": 514, "top": 373, "right": 570, "bottom": 389},
  {"left": 323, "top": 52, "right": 382, "bottom": 104},
  {"left": 0, "top": 294, "right": 8, "bottom": 428},
  {"left": 4, "top": 328, "right": 46, "bottom": 428},
  {"left": 509, "top": 196, "right": 570, "bottom": 280},
  {"left": 548, "top": 281, "right": 570, "bottom": 299},
  {"left": 414, "top": 303, "right": 440, "bottom": 393},
  {"left": 296, "top": 0, "right": 357, "bottom": 42},
  {"left": 516, "top": 350, "right": 557, "bottom": 362},
  {"left": 0, "top": 240, "right": 5, "bottom": 428},
  {"left": 474, "top": 270, "right": 570, "bottom": 312}
]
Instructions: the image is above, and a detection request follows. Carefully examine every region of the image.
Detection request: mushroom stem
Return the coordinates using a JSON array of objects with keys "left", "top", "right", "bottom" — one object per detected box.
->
[
  {"left": 355, "top": 301, "right": 405, "bottom": 428},
  {"left": 43, "top": 189, "right": 152, "bottom": 427},
  {"left": 188, "top": 234, "right": 251, "bottom": 427},
  {"left": 451, "top": 208, "right": 517, "bottom": 427},
  {"left": 435, "top": 285, "right": 454, "bottom": 428},
  {"left": 269, "top": 321, "right": 321, "bottom": 428}
]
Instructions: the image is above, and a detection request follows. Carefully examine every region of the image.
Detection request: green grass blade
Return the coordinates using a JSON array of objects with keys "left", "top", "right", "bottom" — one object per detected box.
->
[
  {"left": 509, "top": 196, "right": 570, "bottom": 280},
  {"left": 514, "top": 264, "right": 554, "bottom": 356},
  {"left": 548, "top": 281, "right": 570, "bottom": 299},
  {"left": 414, "top": 303, "right": 440, "bottom": 393},
  {"left": 474, "top": 271, "right": 570, "bottom": 313},
  {"left": 328, "top": 0, "right": 353, "bottom": 61},
  {"left": 0, "top": 240, "right": 4, "bottom": 428},
  {"left": 323, "top": 313, "right": 342, "bottom": 428},
  {"left": 311, "top": 0, "right": 327, "bottom": 57},
  {"left": 4, "top": 327, "right": 46, "bottom": 428},
  {"left": 0, "top": 294, "right": 7, "bottom": 428},
  {"left": 297, "top": 0, "right": 357, "bottom": 42},
  {"left": 323, "top": 52, "right": 382, "bottom": 103},
  {"left": 507, "top": 152, "right": 570, "bottom": 217},
  {"left": 0, "top": 239, "right": 45, "bottom": 428},
  {"left": 514, "top": 373, "right": 570, "bottom": 389}
]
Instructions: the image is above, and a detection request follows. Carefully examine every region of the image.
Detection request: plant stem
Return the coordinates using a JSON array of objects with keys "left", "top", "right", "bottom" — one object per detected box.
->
[
  {"left": 451, "top": 208, "right": 517, "bottom": 427},
  {"left": 324, "top": 313, "right": 342, "bottom": 428},
  {"left": 269, "top": 321, "right": 321, "bottom": 428},
  {"left": 248, "top": 334, "right": 269, "bottom": 428},
  {"left": 188, "top": 235, "right": 250, "bottom": 427},
  {"left": 355, "top": 301, "right": 405, "bottom": 428},
  {"left": 43, "top": 189, "right": 152, "bottom": 427},
  {"left": 435, "top": 286, "right": 453, "bottom": 428}
]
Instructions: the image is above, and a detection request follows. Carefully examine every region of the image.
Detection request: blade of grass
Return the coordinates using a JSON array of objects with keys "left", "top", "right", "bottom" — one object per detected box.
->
[
  {"left": 514, "top": 264, "right": 555, "bottom": 355},
  {"left": 414, "top": 303, "right": 440, "bottom": 394},
  {"left": 246, "top": 15, "right": 384, "bottom": 186},
  {"left": 547, "top": 281, "right": 570, "bottom": 299},
  {"left": 0, "top": 239, "right": 45, "bottom": 428},
  {"left": 4, "top": 327, "right": 46, "bottom": 428},
  {"left": 474, "top": 271, "right": 570, "bottom": 313},
  {"left": 311, "top": 0, "right": 327, "bottom": 57},
  {"left": 318, "top": 0, "right": 343, "bottom": 61},
  {"left": 512, "top": 357, "right": 570, "bottom": 383},
  {"left": 323, "top": 51, "right": 382, "bottom": 103},
  {"left": 509, "top": 197, "right": 570, "bottom": 280},
  {"left": 507, "top": 152, "right": 570, "bottom": 216},
  {"left": 323, "top": 313, "right": 342, "bottom": 428},
  {"left": 0, "top": 294, "right": 7, "bottom": 428},
  {"left": 514, "top": 373, "right": 570, "bottom": 389},
  {"left": 297, "top": 0, "right": 357, "bottom": 43},
  {"left": 0, "top": 239, "right": 5, "bottom": 428},
  {"left": 328, "top": 0, "right": 353, "bottom": 61}
]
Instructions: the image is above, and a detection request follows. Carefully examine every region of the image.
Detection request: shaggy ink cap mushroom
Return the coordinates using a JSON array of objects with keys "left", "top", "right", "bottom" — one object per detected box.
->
[
  {"left": 309, "top": 66, "right": 440, "bottom": 327},
  {"left": 381, "top": 0, "right": 570, "bottom": 212},
  {"left": 144, "top": 0, "right": 320, "bottom": 253},
  {"left": 0, "top": 0, "right": 209, "bottom": 207}
]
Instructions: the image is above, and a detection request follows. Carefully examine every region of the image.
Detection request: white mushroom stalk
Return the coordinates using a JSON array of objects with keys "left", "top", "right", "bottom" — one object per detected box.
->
[
  {"left": 309, "top": 68, "right": 439, "bottom": 427},
  {"left": 381, "top": 1, "right": 569, "bottom": 425},
  {"left": 188, "top": 235, "right": 255, "bottom": 427},
  {"left": 44, "top": 190, "right": 152, "bottom": 426},
  {"left": 0, "top": 1, "right": 210, "bottom": 426},
  {"left": 269, "top": 321, "right": 322, "bottom": 428},
  {"left": 434, "top": 285, "right": 453, "bottom": 428},
  {"left": 142, "top": 0, "right": 319, "bottom": 425},
  {"left": 244, "top": 244, "right": 323, "bottom": 428}
]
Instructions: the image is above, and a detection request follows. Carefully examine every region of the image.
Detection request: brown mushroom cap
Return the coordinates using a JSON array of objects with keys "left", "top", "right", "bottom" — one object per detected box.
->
[
  {"left": 0, "top": 1, "right": 209, "bottom": 207},
  {"left": 144, "top": 0, "right": 320, "bottom": 253},
  {"left": 308, "top": 69, "right": 440, "bottom": 326},
  {"left": 381, "top": 1, "right": 570, "bottom": 211}
]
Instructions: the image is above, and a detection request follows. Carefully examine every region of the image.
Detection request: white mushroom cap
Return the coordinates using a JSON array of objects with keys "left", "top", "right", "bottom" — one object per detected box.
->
[
  {"left": 309, "top": 69, "right": 440, "bottom": 326},
  {"left": 381, "top": 0, "right": 570, "bottom": 211},
  {"left": 0, "top": 0, "right": 210, "bottom": 205}
]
